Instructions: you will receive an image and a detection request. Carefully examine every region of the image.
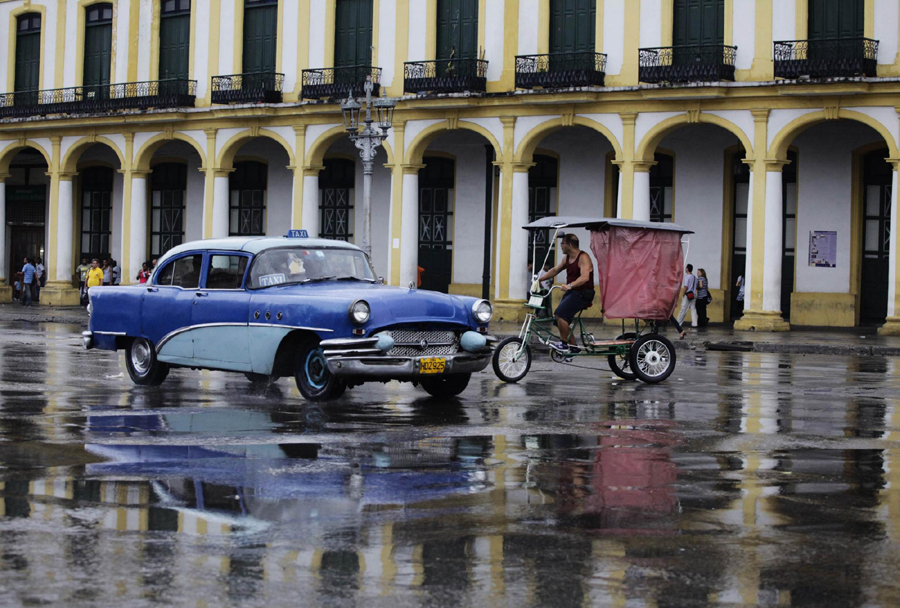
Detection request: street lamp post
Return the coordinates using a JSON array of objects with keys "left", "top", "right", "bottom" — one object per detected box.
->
[{"left": 340, "top": 77, "right": 395, "bottom": 258}]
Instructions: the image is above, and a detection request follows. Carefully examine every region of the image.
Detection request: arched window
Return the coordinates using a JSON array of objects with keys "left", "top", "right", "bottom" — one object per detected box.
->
[
  {"left": 159, "top": 0, "right": 191, "bottom": 80},
  {"left": 15, "top": 14, "right": 41, "bottom": 94},
  {"left": 229, "top": 161, "right": 267, "bottom": 236}
]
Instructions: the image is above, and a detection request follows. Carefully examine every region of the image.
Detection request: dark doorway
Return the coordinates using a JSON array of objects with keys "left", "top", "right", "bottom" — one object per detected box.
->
[
  {"left": 418, "top": 157, "right": 454, "bottom": 293},
  {"left": 528, "top": 154, "right": 558, "bottom": 268},
  {"left": 730, "top": 154, "right": 750, "bottom": 321},
  {"left": 229, "top": 161, "right": 267, "bottom": 236},
  {"left": 15, "top": 14, "right": 41, "bottom": 95},
  {"left": 150, "top": 163, "right": 187, "bottom": 259},
  {"left": 242, "top": 0, "right": 277, "bottom": 74},
  {"left": 319, "top": 158, "right": 355, "bottom": 241},
  {"left": 80, "top": 166, "right": 114, "bottom": 262},
  {"left": 781, "top": 150, "right": 798, "bottom": 319},
  {"left": 809, "top": 0, "right": 864, "bottom": 40},
  {"left": 549, "top": 0, "right": 596, "bottom": 54},
  {"left": 649, "top": 152, "right": 673, "bottom": 223},
  {"left": 83, "top": 4, "right": 113, "bottom": 89},
  {"left": 5, "top": 152, "right": 47, "bottom": 282},
  {"left": 335, "top": 0, "right": 373, "bottom": 67},
  {"left": 10, "top": 227, "right": 44, "bottom": 286},
  {"left": 860, "top": 148, "right": 892, "bottom": 325},
  {"left": 673, "top": 0, "right": 724, "bottom": 46},
  {"left": 436, "top": 0, "right": 478, "bottom": 60},
  {"left": 159, "top": 0, "right": 191, "bottom": 80}
]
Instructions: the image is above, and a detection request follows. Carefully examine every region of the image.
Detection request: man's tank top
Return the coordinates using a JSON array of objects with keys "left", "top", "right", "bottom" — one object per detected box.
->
[{"left": 565, "top": 251, "right": 593, "bottom": 291}]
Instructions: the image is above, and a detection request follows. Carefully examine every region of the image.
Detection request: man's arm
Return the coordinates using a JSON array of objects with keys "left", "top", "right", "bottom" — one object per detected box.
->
[{"left": 538, "top": 257, "right": 567, "bottom": 282}]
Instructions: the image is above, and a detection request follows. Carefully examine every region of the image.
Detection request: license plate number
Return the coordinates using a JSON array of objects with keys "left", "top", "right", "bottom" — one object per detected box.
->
[{"left": 419, "top": 357, "right": 446, "bottom": 374}]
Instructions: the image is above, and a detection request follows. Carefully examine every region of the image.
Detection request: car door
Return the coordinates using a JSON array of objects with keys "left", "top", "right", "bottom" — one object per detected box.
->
[
  {"left": 143, "top": 253, "right": 203, "bottom": 360},
  {"left": 190, "top": 252, "right": 252, "bottom": 370}
]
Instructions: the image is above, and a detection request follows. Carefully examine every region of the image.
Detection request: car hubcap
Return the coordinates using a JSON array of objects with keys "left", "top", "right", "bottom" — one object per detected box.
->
[
  {"left": 636, "top": 340, "right": 670, "bottom": 378},
  {"left": 305, "top": 348, "right": 329, "bottom": 390},
  {"left": 498, "top": 342, "right": 527, "bottom": 378},
  {"left": 132, "top": 340, "right": 152, "bottom": 375}
]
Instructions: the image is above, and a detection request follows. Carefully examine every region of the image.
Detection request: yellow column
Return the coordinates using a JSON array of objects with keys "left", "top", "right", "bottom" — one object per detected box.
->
[
  {"left": 749, "top": 0, "right": 774, "bottom": 81},
  {"left": 734, "top": 110, "right": 789, "bottom": 332},
  {"left": 202, "top": 129, "right": 217, "bottom": 238},
  {"left": 118, "top": 133, "right": 135, "bottom": 284},
  {"left": 388, "top": 120, "right": 406, "bottom": 285},
  {"left": 619, "top": 0, "right": 641, "bottom": 86},
  {"left": 612, "top": 113, "right": 637, "bottom": 218},
  {"left": 492, "top": 116, "right": 523, "bottom": 321},
  {"left": 390, "top": 0, "right": 409, "bottom": 97},
  {"left": 289, "top": 125, "right": 307, "bottom": 227},
  {"left": 496, "top": 0, "right": 519, "bottom": 92}
]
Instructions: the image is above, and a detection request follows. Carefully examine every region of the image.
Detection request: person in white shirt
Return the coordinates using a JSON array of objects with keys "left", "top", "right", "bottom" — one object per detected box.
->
[
  {"left": 111, "top": 260, "right": 121, "bottom": 285},
  {"left": 676, "top": 264, "right": 698, "bottom": 329}
]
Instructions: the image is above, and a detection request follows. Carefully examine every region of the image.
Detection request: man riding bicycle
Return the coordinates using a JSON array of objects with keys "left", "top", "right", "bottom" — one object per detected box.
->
[{"left": 537, "top": 233, "right": 595, "bottom": 353}]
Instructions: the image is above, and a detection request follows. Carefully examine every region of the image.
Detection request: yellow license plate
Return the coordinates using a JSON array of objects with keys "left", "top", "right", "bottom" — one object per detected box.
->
[{"left": 419, "top": 357, "right": 446, "bottom": 374}]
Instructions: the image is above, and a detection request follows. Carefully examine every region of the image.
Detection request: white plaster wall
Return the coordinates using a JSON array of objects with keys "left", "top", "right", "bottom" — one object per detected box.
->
[
  {"left": 659, "top": 125, "right": 741, "bottom": 289},
  {"left": 379, "top": 0, "right": 396, "bottom": 89},
  {"left": 215, "top": 127, "right": 245, "bottom": 159},
  {"left": 116, "top": 0, "right": 134, "bottom": 83},
  {"left": 732, "top": 0, "right": 755, "bottom": 71},
  {"left": 794, "top": 123, "right": 886, "bottom": 294},
  {"left": 844, "top": 106, "right": 900, "bottom": 152},
  {"left": 464, "top": 117, "right": 504, "bottom": 154},
  {"left": 875, "top": 0, "right": 899, "bottom": 65},
  {"left": 185, "top": 154, "right": 204, "bottom": 242},
  {"left": 136, "top": 0, "right": 152, "bottom": 81},
  {"left": 403, "top": 119, "right": 443, "bottom": 153},
  {"left": 40, "top": 0, "right": 58, "bottom": 89},
  {"left": 635, "top": 112, "right": 681, "bottom": 152},
  {"left": 603, "top": 0, "right": 625, "bottom": 75},
  {"left": 0, "top": 3, "right": 10, "bottom": 86},
  {"left": 219, "top": 0, "right": 236, "bottom": 74},
  {"left": 281, "top": 0, "right": 299, "bottom": 92},
  {"left": 193, "top": 0, "right": 210, "bottom": 98},
  {"left": 579, "top": 113, "right": 625, "bottom": 154},
  {"left": 484, "top": 0, "right": 505, "bottom": 82},
  {"left": 514, "top": 115, "right": 559, "bottom": 151},
  {"left": 408, "top": 0, "right": 427, "bottom": 61},
  {"left": 639, "top": 0, "right": 662, "bottom": 49},
  {"left": 771, "top": 0, "right": 796, "bottom": 45},
  {"left": 518, "top": 0, "right": 540, "bottom": 56},
  {"left": 309, "top": 0, "right": 327, "bottom": 69},
  {"left": 705, "top": 110, "right": 754, "bottom": 152},
  {"left": 767, "top": 108, "right": 818, "bottom": 151},
  {"left": 65, "top": 1, "right": 78, "bottom": 87}
]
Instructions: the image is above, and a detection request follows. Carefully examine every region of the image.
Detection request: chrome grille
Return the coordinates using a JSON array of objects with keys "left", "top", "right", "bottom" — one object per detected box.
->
[{"left": 387, "top": 330, "right": 458, "bottom": 357}]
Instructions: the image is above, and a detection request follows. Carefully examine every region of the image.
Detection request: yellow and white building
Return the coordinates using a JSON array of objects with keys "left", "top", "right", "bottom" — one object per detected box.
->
[{"left": 0, "top": 0, "right": 899, "bottom": 332}]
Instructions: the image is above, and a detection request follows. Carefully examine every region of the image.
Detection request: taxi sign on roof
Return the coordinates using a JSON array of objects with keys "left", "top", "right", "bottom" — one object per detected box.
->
[{"left": 285, "top": 229, "right": 309, "bottom": 238}]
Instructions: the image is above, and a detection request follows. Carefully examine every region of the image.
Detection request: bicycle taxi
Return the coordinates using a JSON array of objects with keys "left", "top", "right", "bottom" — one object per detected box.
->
[{"left": 491, "top": 217, "right": 693, "bottom": 384}]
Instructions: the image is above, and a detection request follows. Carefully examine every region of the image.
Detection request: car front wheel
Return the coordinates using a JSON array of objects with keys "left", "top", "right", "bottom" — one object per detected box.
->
[
  {"left": 419, "top": 373, "right": 471, "bottom": 398},
  {"left": 294, "top": 341, "right": 346, "bottom": 401},
  {"left": 125, "top": 338, "right": 169, "bottom": 386}
]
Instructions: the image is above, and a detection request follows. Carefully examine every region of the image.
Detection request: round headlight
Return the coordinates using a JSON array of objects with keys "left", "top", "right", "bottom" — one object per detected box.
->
[
  {"left": 349, "top": 300, "right": 370, "bottom": 324},
  {"left": 472, "top": 299, "right": 493, "bottom": 324}
]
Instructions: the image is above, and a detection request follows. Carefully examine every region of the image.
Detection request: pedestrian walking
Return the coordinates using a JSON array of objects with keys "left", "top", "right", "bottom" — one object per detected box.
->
[
  {"left": 102, "top": 259, "right": 111, "bottom": 286},
  {"left": 676, "top": 264, "right": 697, "bottom": 329},
  {"left": 76, "top": 258, "right": 90, "bottom": 303},
  {"left": 20, "top": 257, "right": 36, "bottom": 307},
  {"left": 86, "top": 259, "right": 104, "bottom": 294},
  {"left": 34, "top": 257, "right": 44, "bottom": 302},
  {"left": 695, "top": 268, "right": 710, "bottom": 327},
  {"left": 137, "top": 263, "right": 151, "bottom": 284},
  {"left": 111, "top": 260, "right": 121, "bottom": 285}
]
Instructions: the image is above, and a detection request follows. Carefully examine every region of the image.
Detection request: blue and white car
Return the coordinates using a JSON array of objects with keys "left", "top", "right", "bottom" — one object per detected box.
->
[{"left": 83, "top": 232, "right": 496, "bottom": 400}]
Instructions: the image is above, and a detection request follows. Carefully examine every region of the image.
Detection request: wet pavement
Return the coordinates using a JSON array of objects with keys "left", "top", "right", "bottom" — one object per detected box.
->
[{"left": 1, "top": 320, "right": 900, "bottom": 606}]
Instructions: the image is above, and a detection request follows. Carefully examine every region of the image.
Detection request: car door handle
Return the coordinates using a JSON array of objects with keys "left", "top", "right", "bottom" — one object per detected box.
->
[
  {"left": 196, "top": 292, "right": 209, "bottom": 297},
  {"left": 146, "top": 287, "right": 158, "bottom": 293}
]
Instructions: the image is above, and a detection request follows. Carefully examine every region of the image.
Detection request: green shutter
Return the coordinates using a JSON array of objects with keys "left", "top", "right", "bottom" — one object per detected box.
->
[
  {"left": 436, "top": 0, "right": 478, "bottom": 60},
  {"left": 159, "top": 14, "right": 191, "bottom": 80},
  {"left": 243, "top": 3, "right": 278, "bottom": 73},
  {"left": 549, "top": 0, "right": 595, "bottom": 54},
  {"left": 83, "top": 6, "right": 112, "bottom": 88},
  {"left": 15, "top": 31, "right": 41, "bottom": 92},
  {"left": 335, "top": 0, "right": 373, "bottom": 67},
  {"left": 673, "top": 0, "right": 724, "bottom": 46},
  {"left": 809, "top": 0, "right": 863, "bottom": 40}
]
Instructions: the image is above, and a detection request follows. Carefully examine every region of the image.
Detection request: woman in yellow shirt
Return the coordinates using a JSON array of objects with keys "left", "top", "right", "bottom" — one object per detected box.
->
[{"left": 86, "top": 259, "right": 105, "bottom": 288}]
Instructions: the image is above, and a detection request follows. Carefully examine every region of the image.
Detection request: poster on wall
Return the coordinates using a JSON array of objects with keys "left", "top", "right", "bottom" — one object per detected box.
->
[{"left": 808, "top": 231, "right": 837, "bottom": 268}]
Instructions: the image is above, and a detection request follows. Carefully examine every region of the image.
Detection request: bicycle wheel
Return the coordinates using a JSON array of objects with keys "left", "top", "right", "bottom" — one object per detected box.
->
[
  {"left": 608, "top": 333, "right": 636, "bottom": 380},
  {"left": 492, "top": 337, "right": 532, "bottom": 383},
  {"left": 628, "top": 334, "right": 676, "bottom": 384}
]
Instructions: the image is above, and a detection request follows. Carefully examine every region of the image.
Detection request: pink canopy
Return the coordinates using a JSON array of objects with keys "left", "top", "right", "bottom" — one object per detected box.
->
[{"left": 590, "top": 226, "right": 685, "bottom": 321}]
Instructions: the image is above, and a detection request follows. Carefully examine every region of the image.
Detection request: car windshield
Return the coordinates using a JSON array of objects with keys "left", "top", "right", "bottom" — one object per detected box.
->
[{"left": 248, "top": 247, "right": 376, "bottom": 289}]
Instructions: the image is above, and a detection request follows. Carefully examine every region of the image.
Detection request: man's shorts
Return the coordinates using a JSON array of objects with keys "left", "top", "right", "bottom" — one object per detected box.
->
[{"left": 555, "top": 289, "right": 595, "bottom": 323}]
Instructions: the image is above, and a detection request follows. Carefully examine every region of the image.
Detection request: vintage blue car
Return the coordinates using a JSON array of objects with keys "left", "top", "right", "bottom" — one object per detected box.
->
[{"left": 82, "top": 232, "right": 495, "bottom": 400}]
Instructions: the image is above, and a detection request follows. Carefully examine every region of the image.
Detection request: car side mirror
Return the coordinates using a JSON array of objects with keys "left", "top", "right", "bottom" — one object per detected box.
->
[{"left": 378, "top": 276, "right": 385, "bottom": 285}]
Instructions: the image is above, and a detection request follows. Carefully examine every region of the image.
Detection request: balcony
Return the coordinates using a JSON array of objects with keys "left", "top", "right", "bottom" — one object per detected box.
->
[
  {"left": 639, "top": 44, "right": 737, "bottom": 84},
  {"left": 301, "top": 66, "right": 381, "bottom": 100},
  {"left": 774, "top": 38, "right": 878, "bottom": 79},
  {"left": 515, "top": 52, "right": 607, "bottom": 89},
  {"left": 403, "top": 58, "right": 488, "bottom": 94},
  {"left": 0, "top": 79, "right": 197, "bottom": 119},
  {"left": 211, "top": 72, "right": 284, "bottom": 104}
]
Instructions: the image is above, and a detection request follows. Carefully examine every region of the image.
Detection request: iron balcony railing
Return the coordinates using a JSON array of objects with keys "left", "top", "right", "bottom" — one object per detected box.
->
[
  {"left": 774, "top": 38, "right": 879, "bottom": 79},
  {"left": 639, "top": 44, "right": 737, "bottom": 84},
  {"left": 301, "top": 66, "right": 381, "bottom": 100},
  {"left": 403, "top": 58, "right": 488, "bottom": 94},
  {"left": 0, "top": 79, "right": 197, "bottom": 119},
  {"left": 210, "top": 72, "right": 284, "bottom": 104},
  {"left": 515, "top": 52, "right": 607, "bottom": 89}
]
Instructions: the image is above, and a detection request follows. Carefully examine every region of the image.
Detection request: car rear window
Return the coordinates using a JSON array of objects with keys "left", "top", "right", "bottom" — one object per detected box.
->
[{"left": 206, "top": 255, "right": 248, "bottom": 289}]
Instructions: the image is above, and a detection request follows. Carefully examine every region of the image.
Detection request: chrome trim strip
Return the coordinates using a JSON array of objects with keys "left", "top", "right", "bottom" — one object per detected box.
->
[
  {"left": 320, "top": 337, "right": 379, "bottom": 348},
  {"left": 93, "top": 331, "right": 128, "bottom": 336},
  {"left": 247, "top": 323, "right": 333, "bottom": 332},
  {"left": 156, "top": 322, "right": 335, "bottom": 353}
]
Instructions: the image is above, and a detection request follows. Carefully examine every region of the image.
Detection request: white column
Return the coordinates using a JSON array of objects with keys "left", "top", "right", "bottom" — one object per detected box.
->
[
  {"left": 0, "top": 181, "right": 6, "bottom": 281},
  {"left": 743, "top": 170, "right": 756, "bottom": 306},
  {"left": 302, "top": 173, "right": 320, "bottom": 237},
  {"left": 615, "top": 170, "right": 623, "bottom": 218},
  {"left": 888, "top": 167, "right": 899, "bottom": 318},
  {"left": 632, "top": 169, "right": 651, "bottom": 222},
  {"left": 508, "top": 169, "right": 530, "bottom": 299},
  {"left": 212, "top": 176, "right": 230, "bottom": 238},
  {"left": 761, "top": 169, "right": 784, "bottom": 313},
  {"left": 55, "top": 178, "right": 74, "bottom": 282},
  {"left": 129, "top": 175, "right": 148, "bottom": 283},
  {"left": 399, "top": 169, "right": 419, "bottom": 288}
]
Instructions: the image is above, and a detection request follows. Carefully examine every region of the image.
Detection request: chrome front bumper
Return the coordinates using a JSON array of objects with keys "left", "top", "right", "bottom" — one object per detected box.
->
[
  {"left": 320, "top": 335, "right": 496, "bottom": 381},
  {"left": 81, "top": 331, "right": 93, "bottom": 350}
]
